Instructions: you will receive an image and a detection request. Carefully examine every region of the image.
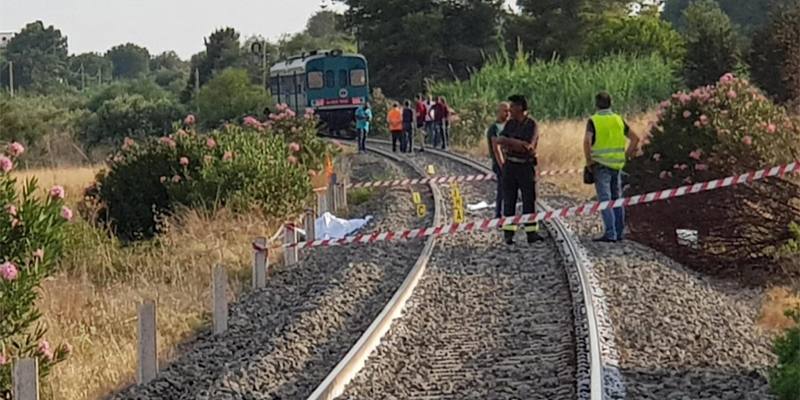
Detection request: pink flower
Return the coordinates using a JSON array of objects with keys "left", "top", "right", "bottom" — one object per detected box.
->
[
  {"left": 33, "top": 248, "right": 44, "bottom": 260},
  {"left": 727, "top": 90, "right": 737, "bottom": 99},
  {"left": 720, "top": 73, "right": 735, "bottom": 84},
  {"left": 10, "top": 218, "right": 20, "bottom": 228},
  {"left": 742, "top": 135, "right": 753, "bottom": 146},
  {"left": 0, "top": 262, "right": 19, "bottom": 281},
  {"left": 699, "top": 115, "right": 709, "bottom": 126},
  {"left": 766, "top": 123, "right": 777, "bottom": 134},
  {"left": 61, "top": 206, "right": 73, "bottom": 221},
  {"left": 287, "top": 155, "right": 298, "bottom": 165},
  {"left": 49, "top": 185, "right": 65, "bottom": 200},
  {"left": 62, "top": 343, "right": 73, "bottom": 355},
  {"left": 8, "top": 142, "right": 25, "bottom": 157},
  {"left": 289, "top": 142, "right": 301, "bottom": 153},
  {"left": 222, "top": 151, "right": 233, "bottom": 161},
  {"left": 244, "top": 116, "right": 262, "bottom": 129},
  {"left": 37, "top": 340, "right": 53, "bottom": 361},
  {"left": 160, "top": 176, "right": 167, "bottom": 183},
  {"left": 689, "top": 150, "right": 703, "bottom": 161},
  {"left": 6, "top": 204, "right": 17, "bottom": 217},
  {"left": 172, "top": 175, "right": 181, "bottom": 183},
  {"left": 653, "top": 153, "right": 662, "bottom": 161},
  {"left": 673, "top": 164, "right": 680, "bottom": 170},
  {"left": 0, "top": 354, "right": 6, "bottom": 366},
  {"left": 0, "top": 156, "right": 13, "bottom": 173},
  {"left": 160, "top": 137, "right": 176, "bottom": 148},
  {"left": 206, "top": 138, "right": 217, "bottom": 149},
  {"left": 694, "top": 121, "right": 702, "bottom": 128},
  {"left": 659, "top": 171, "right": 670, "bottom": 179},
  {"left": 659, "top": 100, "right": 670, "bottom": 109},
  {"left": 683, "top": 111, "right": 692, "bottom": 119},
  {"left": 679, "top": 164, "right": 689, "bottom": 171},
  {"left": 695, "top": 163, "right": 708, "bottom": 171},
  {"left": 184, "top": 114, "right": 196, "bottom": 126},
  {"left": 122, "top": 137, "right": 135, "bottom": 150},
  {"left": 179, "top": 157, "right": 189, "bottom": 167}
]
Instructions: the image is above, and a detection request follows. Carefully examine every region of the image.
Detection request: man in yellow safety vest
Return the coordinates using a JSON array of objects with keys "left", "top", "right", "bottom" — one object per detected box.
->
[{"left": 584, "top": 91, "right": 640, "bottom": 242}]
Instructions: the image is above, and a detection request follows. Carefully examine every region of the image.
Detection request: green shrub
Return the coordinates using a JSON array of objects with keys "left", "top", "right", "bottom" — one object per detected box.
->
[
  {"left": 88, "top": 106, "right": 330, "bottom": 241},
  {"left": 682, "top": 0, "right": 740, "bottom": 89},
  {"left": 81, "top": 94, "right": 185, "bottom": 145},
  {"left": 771, "top": 309, "right": 800, "bottom": 400},
  {"left": 749, "top": 0, "right": 800, "bottom": 104},
  {"left": 0, "top": 143, "right": 71, "bottom": 396},
  {"left": 585, "top": 14, "right": 686, "bottom": 63},
  {"left": 0, "top": 94, "right": 86, "bottom": 148},
  {"left": 195, "top": 68, "right": 272, "bottom": 129}
]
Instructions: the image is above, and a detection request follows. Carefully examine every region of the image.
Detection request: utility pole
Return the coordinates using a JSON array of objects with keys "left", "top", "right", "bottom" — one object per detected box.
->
[
  {"left": 261, "top": 42, "right": 268, "bottom": 89},
  {"left": 8, "top": 61, "right": 14, "bottom": 97}
]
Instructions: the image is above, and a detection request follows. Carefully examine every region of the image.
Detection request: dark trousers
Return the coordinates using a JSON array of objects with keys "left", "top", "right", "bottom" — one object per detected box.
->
[
  {"left": 391, "top": 132, "right": 405, "bottom": 152},
  {"left": 493, "top": 163, "right": 503, "bottom": 219},
  {"left": 357, "top": 128, "right": 368, "bottom": 152},
  {"left": 502, "top": 161, "right": 536, "bottom": 226},
  {"left": 404, "top": 127, "right": 414, "bottom": 153}
]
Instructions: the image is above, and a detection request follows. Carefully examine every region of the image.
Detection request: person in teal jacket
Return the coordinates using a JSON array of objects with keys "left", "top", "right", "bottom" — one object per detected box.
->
[{"left": 355, "top": 103, "right": 372, "bottom": 153}]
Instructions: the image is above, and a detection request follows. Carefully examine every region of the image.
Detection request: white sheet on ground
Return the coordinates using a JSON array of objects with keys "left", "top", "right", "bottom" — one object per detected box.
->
[
  {"left": 315, "top": 212, "right": 373, "bottom": 240},
  {"left": 467, "top": 201, "right": 492, "bottom": 211}
]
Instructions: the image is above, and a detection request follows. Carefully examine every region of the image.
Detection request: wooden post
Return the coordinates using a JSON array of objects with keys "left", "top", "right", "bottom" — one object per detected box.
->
[
  {"left": 137, "top": 299, "right": 158, "bottom": 384},
  {"left": 316, "top": 190, "right": 328, "bottom": 214},
  {"left": 252, "top": 236, "right": 267, "bottom": 289},
  {"left": 337, "top": 182, "right": 348, "bottom": 211},
  {"left": 304, "top": 208, "right": 316, "bottom": 242},
  {"left": 12, "top": 358, "right": 38, "bottom": 400},
  {"left": 284, "top": 223, "right": 298, "bottom": 266},
  {"left": 212, "top": 265, "right": 228, "bottom": 335},
  {"left": 328, "top": 174, "right": 338, "bottom": 213}
]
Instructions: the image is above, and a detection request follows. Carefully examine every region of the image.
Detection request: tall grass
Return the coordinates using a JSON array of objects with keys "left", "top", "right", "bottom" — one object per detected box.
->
[{"left": 430, "top": 50, "right": 679, "bottom": 121}]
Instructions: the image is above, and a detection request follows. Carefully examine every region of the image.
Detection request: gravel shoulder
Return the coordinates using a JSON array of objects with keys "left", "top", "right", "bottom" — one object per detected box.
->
[{"left": 110, "top": 152, "right": 435, "bottom": 400}]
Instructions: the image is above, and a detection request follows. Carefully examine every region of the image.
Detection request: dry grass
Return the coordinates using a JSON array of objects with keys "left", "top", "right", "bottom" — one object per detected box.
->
[
  {"left": 759, "top": 286, "right": 800, "bottom": 331},
  {"left": 12, "top": 166, "right": 98, "bottom": 203},
  {"left": 456, "top": 113, "right": 656, "bottom": 198},
  {"left": 15, "top": 166, "right": 284, "bottom": 399}
]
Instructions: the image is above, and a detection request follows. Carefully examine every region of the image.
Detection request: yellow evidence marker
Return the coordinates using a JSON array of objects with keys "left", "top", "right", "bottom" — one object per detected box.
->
[{"left": 426, "top": 164, "right": 436, "bottom": 176}]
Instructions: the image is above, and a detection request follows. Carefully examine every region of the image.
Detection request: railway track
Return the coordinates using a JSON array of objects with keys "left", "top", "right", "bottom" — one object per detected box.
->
[{"left": 311, "top": 141, "right": 605, "bottom": 400}]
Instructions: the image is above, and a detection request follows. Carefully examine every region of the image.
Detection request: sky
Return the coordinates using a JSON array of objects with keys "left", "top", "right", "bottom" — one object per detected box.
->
[{"left": 0, "top": 0, "right": 519, "bottom": 59}]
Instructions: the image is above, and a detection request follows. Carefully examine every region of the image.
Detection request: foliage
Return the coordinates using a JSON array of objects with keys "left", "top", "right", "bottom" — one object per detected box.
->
[
  {"left": 585, "top": 14, "right": 685, "bottom": 63},
  {"left": 82, "top": 94, "right": 185, "bottom": 145},
  {"left": 429, "top": 50, "right": 678, "bottom": 125},
  {"left": 150, "top": 51, "right": 188, "bottom": 73},
  {"left": 664, "top": 0, "right": 790, "bottom": 34},
  {"left": 106, "top": 43, "right": 151, "bottom": 80},
  {"left": 67, "top": 52, "right": 113, "bottom": 89},
  {"left": 770, "top": 308, "right": 800, "bottom": 399},
  {"left": 85, "top": 79, "right": 171, "bottom": 112},
  {"left": 682, "top": 0, "right": 740, "bottom": 88},
  {"left": 627, "top": 73, "right": 800, "bottom": 274},
  {"left": 337, "top": 0, "right": 503, "bottom": 96},
  {"left": 368, "top": 88, "right": 391, "bottom": 136},
  {"left": 0, "top": 94, "right": 86, "bottom": 148},
  {"left": 182, "top": 28, "right": 242, "bottom": 102},
  {"left": 195, "top": 68, "right": 272, "bottom": 128},
  {"left": 749, "top": 0, "right": 800, "bottom": 104},
  {"left": 0, "top": 144, "right": 72, "bottom": 396},
  {"left": 0, "top": 21, "right": 69, "bottom": 92},
  {"left": 87, "top": 106, "right": 330, "bottom": 241}
]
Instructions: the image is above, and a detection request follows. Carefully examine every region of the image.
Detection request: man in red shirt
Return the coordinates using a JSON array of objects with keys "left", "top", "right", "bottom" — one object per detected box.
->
[{"left": 415, "top": 94, "right": 428, "bottom": 151}]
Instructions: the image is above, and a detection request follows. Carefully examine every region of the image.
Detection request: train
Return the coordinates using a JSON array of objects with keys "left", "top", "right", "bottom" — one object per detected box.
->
[{"left": 269, "top": 49, "right": 369, "bottom": 138}]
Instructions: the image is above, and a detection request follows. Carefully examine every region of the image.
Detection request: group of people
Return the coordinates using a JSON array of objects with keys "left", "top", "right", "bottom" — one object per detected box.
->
[
  {"left": 354, "top": 95, "right": 452, "bottom": 154},
  {"left": 488, "top": 91, "right": 639, "bottom": 245}
]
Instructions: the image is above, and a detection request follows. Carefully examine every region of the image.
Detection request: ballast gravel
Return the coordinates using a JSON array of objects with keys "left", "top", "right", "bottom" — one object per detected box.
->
[{"left": 111, "top": 152, "right": 434, "bottom": 400}]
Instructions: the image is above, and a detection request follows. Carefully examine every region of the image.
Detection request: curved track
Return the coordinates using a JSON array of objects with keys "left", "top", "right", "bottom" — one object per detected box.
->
[{"left": 311, "top": 141, "right": 605, "bottom": 400}]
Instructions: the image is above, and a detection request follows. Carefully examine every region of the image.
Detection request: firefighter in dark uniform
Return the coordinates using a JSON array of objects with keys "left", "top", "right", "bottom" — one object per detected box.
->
[{"left": 491, "top": 94, "right": 543, "bottom": 245}]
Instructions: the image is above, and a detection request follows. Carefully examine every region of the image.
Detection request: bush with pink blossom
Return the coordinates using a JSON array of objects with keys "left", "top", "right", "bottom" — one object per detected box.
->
[
  {"left": 628, "top": 73, "right": 800, "bottom": 278},
  {"left": 0, "top": 142, "right": 71, "bottom": 395}
]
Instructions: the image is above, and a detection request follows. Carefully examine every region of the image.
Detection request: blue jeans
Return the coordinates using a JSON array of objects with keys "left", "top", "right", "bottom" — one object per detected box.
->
[
  {"left": 493, "top": 163, "right": 503, "bottom": 218},
  {"left": 594, "top": 165, "right": 624, "bottom": 240},
  {"left": 357, "top": 128, "right": 368, "bottom": 152},
  {"left": 432, "top": 122, "right": 444, "bottom": 148}
]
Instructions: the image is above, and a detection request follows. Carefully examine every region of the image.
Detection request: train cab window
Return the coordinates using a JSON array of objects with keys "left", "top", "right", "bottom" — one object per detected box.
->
[
  {"left": 338, "top": 69, "right": 348, "bottom": 87},
  {"left": 350, "top": 69, "right": 366, "bottom": 87},
  {"left": 270, "top": 77, "right": 280, "bottom": 94},
  {"left": 280, "top": 75, "right": 295, "bottom": 94},
  {"left": 325, "top": 70, "right": 335, "bottom": 88},
  {"left": 307, "top": 71, "right": 323, "bottom": 89}
]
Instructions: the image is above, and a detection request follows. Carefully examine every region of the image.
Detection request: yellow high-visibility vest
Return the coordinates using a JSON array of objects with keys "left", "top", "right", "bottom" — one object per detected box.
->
[{"left": 591, "top": 112, "right": 627, "bottom": 170}]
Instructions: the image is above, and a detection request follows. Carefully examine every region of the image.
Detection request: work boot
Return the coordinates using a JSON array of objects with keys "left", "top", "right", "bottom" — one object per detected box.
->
[{"left": 504, "top": 231, "right": 515, "bottom": 245}]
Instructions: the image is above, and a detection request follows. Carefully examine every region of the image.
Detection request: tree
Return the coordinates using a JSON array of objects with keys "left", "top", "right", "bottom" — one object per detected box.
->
[
  {"left": 664, "top": 0, "right": 790, "bottom": 33},
  {"left": 106, "top": 43, "right": 150, "bottom": 79},
  {"left": 67, "top": 52, "right": 112, "bottom": 88},
  {"left": 182, "top": 28, "right": 242, "bottom": 102},
  {"left": 585, "top": 14, "right": 685, "bottom": 62},
  {"left": 682, "top": 0, "right": 739, "bottom": 88},
  {"left": 150, "top": 51, "right": 186, "bottom": 72},
  {"left": 749, "top": 0, "right": 800, "bottom": 103},
  {"left": 306, "top": 10, "right": 344, "bottom": 38},
  {"left": 195, "top": 68, "right": 271, "bottom": 127},
  {"left": 0, "top": 21, "right": 68, "bottom": 91}
]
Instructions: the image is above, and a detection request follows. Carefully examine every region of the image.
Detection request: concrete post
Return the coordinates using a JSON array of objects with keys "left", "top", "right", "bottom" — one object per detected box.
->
[
  {"left": 212, "top": 265, "right": 228, "bottom": 335},
  {"left": 284, "top": 223, "right": 298, "bottom": 266},
  {"left": 328, "top": 174, "right": 338, "bottom": 213},
  {"left": 252, "top": 236, "right": 267, "bottom": 289},
  {"left": 304, "top": 208, "right": 316, "bottom": 242},
  {"left": 137, "top": 299, "right": 158, "bottom": 384},
  {"left": 12, "top": 358, "right": 38, "bottom": 400}
]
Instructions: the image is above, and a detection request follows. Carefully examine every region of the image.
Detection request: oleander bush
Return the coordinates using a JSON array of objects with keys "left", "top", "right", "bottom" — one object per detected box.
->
[{"left": 771, "top": 308, "right": 800, "bottom": 400}]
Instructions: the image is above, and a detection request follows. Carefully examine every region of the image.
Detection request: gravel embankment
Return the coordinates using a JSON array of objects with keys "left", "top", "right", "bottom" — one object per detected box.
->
[
  {"left": 341, "top": 149, "right": 578, "bottom": 399},
  {"left": 540, "top": 181, "right": 776, "bottom": 399},
  {"left": 111, "top": 152, "right": 434, "bottom": 400}
]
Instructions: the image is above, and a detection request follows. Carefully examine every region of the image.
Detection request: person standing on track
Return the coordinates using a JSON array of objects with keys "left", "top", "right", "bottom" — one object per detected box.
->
[
  {"left": 492, "top": 94, "right": 543, "bottom": 245},
  {"left": 355, "top": 102, "right": 372, "bottom": 153},
  {"left": 584, "top": 91, "right": 640, "bottom": 242},
  {"left": 425, "top": 94, "right": 436, "bottom": 146},
  {"left": 388, "top": 102, "right": 405, "bottom": 153},
  {"left": 487, "top": 101, "right": 510, "bottom": 219},
  {"left": 415, "top": 94, "right": 427, "bottom": 152},
  {"left": 403, "top": 100, "right": 415, "bottom": 153}
]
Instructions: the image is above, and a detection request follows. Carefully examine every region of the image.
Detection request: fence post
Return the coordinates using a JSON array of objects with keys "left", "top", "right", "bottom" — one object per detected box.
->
[
  {"left": 284, "top": 223, "right": 298, "bottom": 266},
  {"left": 212, "top": 265, "right": 228, "bottom": 335},
  {"left": 304, "top": 208, "right": 316, "bottom": 242},
  {"left": 316, "top": 190, "right": 328, "bottom": 214},
  {"left": 12, "top": 358, "right": 38, "bottom": 400},
  {"left": 328, "top": 173, "right": 338, "bottom": 213},
  {"left": 252, "top": 236, "right": 267, "bottom": 289},
  {"left": 137, "top": 299, "right": 158, "bottom": 384},
  {"left": 337, "top": 182, "right": 348, "bottom": 212}
]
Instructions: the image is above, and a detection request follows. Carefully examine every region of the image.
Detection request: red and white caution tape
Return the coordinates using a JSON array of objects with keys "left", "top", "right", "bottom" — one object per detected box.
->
[
  {"left": 347, "top": 168, "right": 584, "bottom": 189},
  {"left": 251, "top": 161, "right": 799, "bottom": 251}
]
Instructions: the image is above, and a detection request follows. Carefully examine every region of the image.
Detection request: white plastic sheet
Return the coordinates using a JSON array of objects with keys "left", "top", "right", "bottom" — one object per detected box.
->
[{"left": 315, "top": 212, "right": 373, "bottom": 240}]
